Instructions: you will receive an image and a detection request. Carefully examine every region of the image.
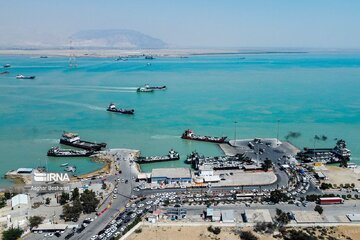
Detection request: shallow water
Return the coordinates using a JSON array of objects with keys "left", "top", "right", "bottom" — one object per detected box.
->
[{"left": 0, "top": 53, "right": 359, "bottom": 187}]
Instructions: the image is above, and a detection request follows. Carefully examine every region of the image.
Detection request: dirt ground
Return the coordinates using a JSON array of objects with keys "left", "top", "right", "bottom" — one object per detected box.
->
[
  {"left": 127, "top": 225, "right": 359, "bottom": 240},
  {"left": 127, "top": 226, "right": 274, "bottom": 240},
  {"left": 323, "top": 166, "right": 360, "bottom": 188}
]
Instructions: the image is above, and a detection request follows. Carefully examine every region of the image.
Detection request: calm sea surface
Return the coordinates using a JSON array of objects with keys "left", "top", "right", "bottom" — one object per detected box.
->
[{"left": 0, "top": 53, "right": 359, "bottom": 187}]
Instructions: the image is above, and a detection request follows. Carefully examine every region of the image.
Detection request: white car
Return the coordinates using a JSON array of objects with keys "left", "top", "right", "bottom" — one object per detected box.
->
[
  {"left": 90, "top": 235, "right": 98, "bottom": 240},
  {"left": 113, "top": 195, "right": 117, "bottom": 199}
]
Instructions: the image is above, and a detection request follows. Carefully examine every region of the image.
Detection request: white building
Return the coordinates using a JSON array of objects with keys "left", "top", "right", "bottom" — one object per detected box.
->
[
  {"left": 11, "top": 194, "right": 29, "bottom": 208},
  {"left": 198, "top": 165, "right": 214, "bottom": 177}
]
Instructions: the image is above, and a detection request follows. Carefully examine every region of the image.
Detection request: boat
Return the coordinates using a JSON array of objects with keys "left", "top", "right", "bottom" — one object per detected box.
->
[
  {"left": 106, "top": 103, "right": 134, "bottom": 115},
  {"left": 136, "top": 87, "right": 154, "bottom": 93},
  {"left": 47, "top": 147, "right": 93, "bottom": 157},
  {"left": 64, "top": 166, "right": 76, "bottom": 172},
  {"left": 145, "top": 55, "right": 154, "bottom": 60},
  {"left": 181, "top": 129, "right": 227, "bottom": 143},
  {"left": 60, "top": 132, "right": 106, "bottom": 151},
  {"left": 143, "top": 84, "right": 167, "bottom": 90},
  {"left": 136, "top": 149, "right": 180, "bottom": 163},
  {"left": 0, "top": 71, "right": 9, "bottom": 75},
  {"left": 40, "top": 56, "right": 48, "bottom": 58},
  {"left": 3, "top": 64, "right": 11, "bottom": 68},
  {"left": 16, "top": 75, "right": 36, "bottom": 79},
  {"left": 60, "top": 163, "right": 69, "bottom": 167}
]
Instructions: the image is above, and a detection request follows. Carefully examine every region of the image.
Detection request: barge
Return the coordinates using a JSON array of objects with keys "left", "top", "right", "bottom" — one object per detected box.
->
[
  {"left": 107, "top": 103, "right": 134, "bottom": 115},
  {"left": 47, "top": 147, "right": 93, "bottom": 157},
  {"left": 136, "top": 149, "right": 180, "bottom": 163},
  {"left": 181, "top": 129, "right": 227, "bottom": 143},
  {"left": 59, "top": 132, "right": 106, "bottom": 151}
]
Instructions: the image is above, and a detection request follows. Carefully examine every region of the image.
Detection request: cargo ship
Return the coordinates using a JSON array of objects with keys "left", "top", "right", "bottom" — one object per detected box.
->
[
  {"left": 136, "top": 149, "right": 180, "bottom": 163},
  {"left": 16, "top": 75, "right": 36, "bottom": 79},
  {"left": 107, "top": 103, "right": 134, "bottom": 115},
  {"left": 47, "top": 147, "right": 93, "bottom": 157},
  {"left": 181, "top": 129, "right": 227, "bottom": 143},
  {"left": 59, "top": 132, "right": 106, "bottom": 151}
]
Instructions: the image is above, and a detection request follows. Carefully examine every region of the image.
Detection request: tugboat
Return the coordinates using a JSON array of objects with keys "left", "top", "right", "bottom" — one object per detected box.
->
[
  {"left": 181, "top": 129, "right": 227, "bottom": 143},
  {"left": 60, "top": 132, "right": 106, "bottom": 151},
  {"left": 136, "top": 87, "right": 154, "bottom": 93},
  {"left": 47, "top": 147, "right": 93, "bottom": 157},
  {"left": 136, "top": 149, "right": 180, "bottom": 163},
  {"left": 143, "top": 84, "right": 167, "bottom": 90},
  {"left": 3, "top": 64, "right": 11, "bottom": 68},
  {"left": 16, "top": 75, "right": 36, "bottom": 79},
  {"left": 106, "top": 103, "right": 134, "bottom": 115}
]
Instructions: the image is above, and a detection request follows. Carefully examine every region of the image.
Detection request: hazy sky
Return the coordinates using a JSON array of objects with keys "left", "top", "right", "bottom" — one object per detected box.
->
[{"left": 1, "top": 0, "right": 360, "bottom": 48}]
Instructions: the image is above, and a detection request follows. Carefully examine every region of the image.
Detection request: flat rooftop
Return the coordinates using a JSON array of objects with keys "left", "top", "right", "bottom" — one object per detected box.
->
[
  {"left": 152, "top": 168, "right": 191, "bottom": 179},
  {"left": 244, "top": 209, "right": 273, "bottom": 223}
]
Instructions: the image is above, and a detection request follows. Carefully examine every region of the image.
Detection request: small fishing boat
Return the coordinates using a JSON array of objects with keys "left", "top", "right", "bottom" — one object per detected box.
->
[
  {"left": 136, "top": 87, "right": 154, "bottom": 93},
  {"left": 106, "top": 103, "right": 134, "bottom": 115},
  {"left": 60, "top": 163, "right": 69, "bottom": 167},
  {"left": 16, "top": 75, "right": 36, "bottom": 79},
  {"left": 3, "top": 64, "right": 11, "bottom": 68},
  {"left": 64, "top": 166, "right": 76, "bottom": 172}
]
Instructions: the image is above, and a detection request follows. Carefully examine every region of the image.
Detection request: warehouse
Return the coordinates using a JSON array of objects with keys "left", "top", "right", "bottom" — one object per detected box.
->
[{"left": 151, "top": 168, "right": 192, "bottom": 184}]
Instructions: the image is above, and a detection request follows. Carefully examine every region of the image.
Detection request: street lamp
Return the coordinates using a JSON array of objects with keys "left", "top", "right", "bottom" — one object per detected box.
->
[{"left": 234, "top": 121, "right": 238, "bottom": 146}]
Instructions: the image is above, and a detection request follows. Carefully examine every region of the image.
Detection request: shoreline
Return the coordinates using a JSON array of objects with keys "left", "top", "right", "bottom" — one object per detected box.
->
[{"left": 0, "top": 48, "right": 310, "bottom": 58}]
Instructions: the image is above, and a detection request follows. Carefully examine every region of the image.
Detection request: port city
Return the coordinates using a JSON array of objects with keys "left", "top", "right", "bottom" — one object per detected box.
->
[{"left": 1, "top": 54, "right": 360, "bottom": 240}]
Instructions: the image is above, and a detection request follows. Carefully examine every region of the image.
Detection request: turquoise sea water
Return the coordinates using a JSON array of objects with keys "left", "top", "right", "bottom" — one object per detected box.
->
[{"left": 0, "top": 52, "right": 359, "bottom": 187}]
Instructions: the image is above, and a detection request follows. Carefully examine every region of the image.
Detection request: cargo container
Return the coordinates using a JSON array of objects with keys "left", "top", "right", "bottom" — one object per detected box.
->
[{"left": 319, "top": 197, "right": 344, "bottom": 205}]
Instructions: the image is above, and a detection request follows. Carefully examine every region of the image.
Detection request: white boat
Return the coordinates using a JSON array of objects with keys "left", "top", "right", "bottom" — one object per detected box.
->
[{"left": 60, "top": 163, "right": 69, "bottom": 167}]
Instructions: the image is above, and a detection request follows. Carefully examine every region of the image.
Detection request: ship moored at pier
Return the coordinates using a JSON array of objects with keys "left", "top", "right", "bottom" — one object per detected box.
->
[
  {"left": 107, "top": 103, "right": 134, "bottom": 115},
  {"left": 59, "top": 132, "right": 106, "bottom": 151},
  {"left": 136, "top": 149, "right": 180, "bottom": 163},
  {"left": 181, "top": 129, "right": 227, "bottom": 143},
  {"left": 47, "top": 147, "right": 94, "bottom": 157}
]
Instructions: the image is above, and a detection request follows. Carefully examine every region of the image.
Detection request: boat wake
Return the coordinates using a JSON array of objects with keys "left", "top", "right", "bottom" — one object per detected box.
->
[
  {"left": 0, "top": 84, "right": 138, "bottom": 93},
  {"left": 34, "top": 138, "right": 59, "bottom": 144},
  {"left": 150, "top": 135, "right": 179, "bottom": 140}
]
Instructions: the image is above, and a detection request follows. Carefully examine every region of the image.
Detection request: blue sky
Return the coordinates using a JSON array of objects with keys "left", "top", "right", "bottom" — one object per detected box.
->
[{"left": 1, "top": 0, "right": 360, "bottom": 48}]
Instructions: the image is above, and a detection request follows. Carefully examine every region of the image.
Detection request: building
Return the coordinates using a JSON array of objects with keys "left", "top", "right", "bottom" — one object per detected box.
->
[
  {"left": 198, "top": 165, "right": 214, "bottom": 177},
  {"left": 221, "top": 210, "right": 235, "bottom": 223},
  {"left": 32, "top": 223, "right": 68, "bottom": 232},
  {"left": 212, "top": 209, "right": 221, "bottom": 222},
  {"left": 11, "top": 194, "right": 29, "bottom": 208},
  {"left": 151, "top": 168, "right": 192, "bottom": 184},
  {"left": 166, "top": 207, "right": 187, "bottom": 220},
  {"left": 292, "top": 211, "right": 323, "bottom": 223},
  {"left": 315, "top": 171, "right": 326, "bottom": 180},
  {"left": 203, "top": 175, "right": 221, "bottom": 183}
]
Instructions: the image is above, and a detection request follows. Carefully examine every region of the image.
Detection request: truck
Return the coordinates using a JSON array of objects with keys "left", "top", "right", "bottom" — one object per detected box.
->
[{"left": 319, "top": 197, "right": 344, "bottom": 205}]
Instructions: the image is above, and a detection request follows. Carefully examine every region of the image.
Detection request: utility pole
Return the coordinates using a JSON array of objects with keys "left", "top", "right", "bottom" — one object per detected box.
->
[{"left": 276, "top": 119, "right": 280, "bottom": 145}]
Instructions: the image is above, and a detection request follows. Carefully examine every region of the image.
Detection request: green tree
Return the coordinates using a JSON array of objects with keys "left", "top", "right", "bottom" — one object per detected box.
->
[
  {"left": 71, "top": 187, "right": 80, "bottom": 201},
  {"left": 0, "top": 197, "right": 6, "bottom": 209},
  {"left": 28, "top": 216, "right": 44, "bottom": 229},
  {"left": 59, "top": 192, "right": 70, "bottom": 205},
  {"left": 45, "top": 197, "right": 51, "bottom": 205},
  {"left": 4, "top": 192, "right": 12, "bottom": 200},
  {"left": 80, "top": 189, "right": 99, "bottom": 213},
  {"left": 2, "top": 227, "right": 23, "bottom": 240},
  {"left": 269, "top": 190, "right": 288, "bottom": 203},
  {"left": 101, "top": 183, "right": 107, "bottom": 190},
  {"left": 62, "top": 200, "right": 82, "bottom": 222},
  {"left": 275, "top": 208, "right": 290, "bottom": 226},
  {"left": 239, "top": 231, "right": 258, "bottom": 240},
  {"left": 314, "top": 205, "right": 323, "bottom": 215},
  {"left": 262, "top": 159, "right": 273, "bottom": 171}
]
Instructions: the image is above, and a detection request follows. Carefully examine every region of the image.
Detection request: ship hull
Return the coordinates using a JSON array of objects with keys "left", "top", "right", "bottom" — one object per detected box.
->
[
  {"left": 181, "top": 136, "right": 227, "bottom": 143},
  {"left": 107, "top": 109, "right": 134, "bottom": 115},
  {"left": 60, "top": 139, "right": 106, "bottom": 151},
  {"left": 136, "top": 156, "right": 180, "bottom": 163}
]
